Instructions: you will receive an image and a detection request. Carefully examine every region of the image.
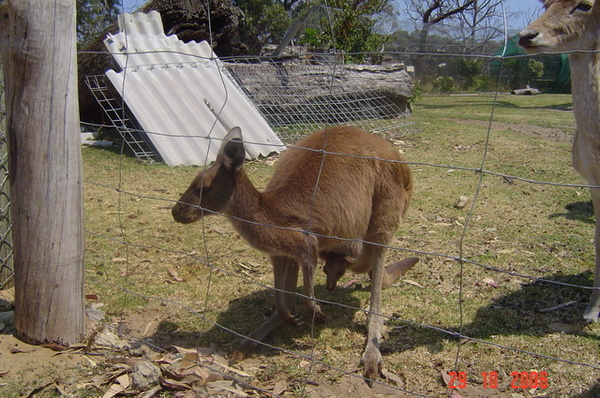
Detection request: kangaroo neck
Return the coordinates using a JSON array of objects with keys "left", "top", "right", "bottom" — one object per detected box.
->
[{"left": 225, "top": 169, "right": 275, "bottom": 240}]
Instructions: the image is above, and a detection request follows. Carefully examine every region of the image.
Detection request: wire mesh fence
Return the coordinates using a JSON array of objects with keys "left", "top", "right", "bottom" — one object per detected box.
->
[
  {"left": 77, "top": 47, "right": 600, "bottom": 396},
  {"left": 223, "top": 57, "right": 413, "bottom": 142}
]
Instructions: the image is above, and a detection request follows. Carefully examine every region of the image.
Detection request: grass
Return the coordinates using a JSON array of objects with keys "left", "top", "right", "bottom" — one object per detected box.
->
[{"left": 81, "top": 93, "right": 600, "bottom": 397}]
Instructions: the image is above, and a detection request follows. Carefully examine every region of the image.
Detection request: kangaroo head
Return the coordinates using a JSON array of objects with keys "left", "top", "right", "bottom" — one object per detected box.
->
[
  {"left": 323, "top": 253, "right": 352, "bottom": 291},
  {"left": 172, "top": 127, "right": 246, "bottom": 224}
]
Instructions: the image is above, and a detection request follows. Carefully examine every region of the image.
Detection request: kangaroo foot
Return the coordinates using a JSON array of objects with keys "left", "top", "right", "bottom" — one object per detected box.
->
[
  {"left": 361, "top": 343, "right": 383, "bottom": 386},
  {"left": 582, "top": 305, "right": 600, "bottom": 324},
  {"left": 382, "top": 257, "right": 419, "bottom": 289}
]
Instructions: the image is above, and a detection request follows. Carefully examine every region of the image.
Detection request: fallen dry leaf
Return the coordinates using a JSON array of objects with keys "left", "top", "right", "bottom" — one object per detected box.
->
[
  {"left": 108, "top": 357, "right": 144, "bottom": 367},
  {"left": 209, "top": 225, "right": 228, "bottom": 234},
  {"left": 207, "top": 379, "right": 249, "bottom": 397},
  {"left": 272, "top": 380, "right": 288, "bottom": 396},
  {"left": 161, "top": 378, "right": 190, "bottom": 391},
  {"left": 167, "top": 266, "right": 183, "bottom": 282},
  {"left": 480, "top": 277, "right": 499, "bottom": 288},
  {"left": 402, "top": 279, "right": 424, "bottom": 288},
  {"left": 180, "top": 365, "right": 210, "bottom": 380},
  {"left": 441, "top": 370, "right": 451, "bottom": 386},
  {"left": 54, "top": 383, "right": 69, "bottom": 395},
  {"left": 167, "top": 345, "right": 215, "bottom": 357},
  {"left": 102, "top": 374, "right": 130, "bottom": 398},
  {"left": 298, "top": 360, "right": 311, "bottom": 369},
  {"left": 213, "top": 354, "right": 252, "bottom": 378},
  {"left": 42, "top": 342, "right": 69, "bottom": 351}
]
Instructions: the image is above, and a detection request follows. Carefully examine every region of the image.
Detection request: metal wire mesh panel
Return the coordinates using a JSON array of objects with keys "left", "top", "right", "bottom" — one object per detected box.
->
[
  {"left": 85, "top": 74, "right": 162, "bottom": 163},
  {"left": 0, "top": 67, "right": 12, "bottom": 289},
  {"left": 225, "top": 56, "right": 414, "bottom": 142}
]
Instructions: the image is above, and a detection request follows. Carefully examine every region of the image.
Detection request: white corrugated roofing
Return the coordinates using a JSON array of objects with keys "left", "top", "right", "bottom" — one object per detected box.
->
[{"left": 103, "top": 11, "right": 284, "bottom": 166}]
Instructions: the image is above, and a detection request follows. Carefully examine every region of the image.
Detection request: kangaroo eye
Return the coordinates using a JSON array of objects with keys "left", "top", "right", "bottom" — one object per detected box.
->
[{"left": 575, "top": 1, "right": 593, "bottom": 12}]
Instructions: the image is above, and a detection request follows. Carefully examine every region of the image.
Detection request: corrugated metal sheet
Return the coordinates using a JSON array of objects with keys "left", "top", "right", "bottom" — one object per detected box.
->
[{"left": 103, "top": 11, "right": 284, "bottom": 166}]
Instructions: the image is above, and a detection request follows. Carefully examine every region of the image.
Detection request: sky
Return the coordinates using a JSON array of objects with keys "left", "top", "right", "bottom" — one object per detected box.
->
[{"left": 120, "top": 0, "right": 543, "bottom": 34}]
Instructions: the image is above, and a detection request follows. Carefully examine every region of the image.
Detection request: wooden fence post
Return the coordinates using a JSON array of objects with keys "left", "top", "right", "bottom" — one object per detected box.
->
[{"left": 0, "top": 0, "right": 85, "bottom": 345}]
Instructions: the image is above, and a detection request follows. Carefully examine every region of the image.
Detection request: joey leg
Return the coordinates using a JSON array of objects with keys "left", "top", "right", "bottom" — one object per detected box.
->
[
  {"left": 301, "top": 241, "right": 327, "bottom": 321},
  {"left": 584, "top": 189, "right": 600, "bottom": 323},
  {"left": 381, "top": 257, "right": 419, "bottom": 289}
]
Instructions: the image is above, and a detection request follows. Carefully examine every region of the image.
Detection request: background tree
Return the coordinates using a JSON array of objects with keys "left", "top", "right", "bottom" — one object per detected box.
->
[
  {"left": 404, "top": 0, "right": 476, "bottom": 53},
  {"left": 399, "top": 0, "right": 510, "bottom": 80},
  {"left": 325, "top": 0, "right": 394, "bottom": 61},
  {"left": 453, "top": 57, "right": 481, "bottom": 89},
  {"left": 234, "top": 0, "right": 297, "bottom": 54},
  {"left": 234, "top": 0, "right": 395, "bottom": 60},
  {"left": 449, "top": 0, "right": 506, "bottom": 54},
  {"left": 76, "top": 0, "right": 122, "bottom": 47}
]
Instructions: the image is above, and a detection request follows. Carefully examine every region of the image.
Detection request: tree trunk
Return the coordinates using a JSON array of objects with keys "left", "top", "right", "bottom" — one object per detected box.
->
[{"left": 0, "top": 0, "right": 85, "bottom": 345}]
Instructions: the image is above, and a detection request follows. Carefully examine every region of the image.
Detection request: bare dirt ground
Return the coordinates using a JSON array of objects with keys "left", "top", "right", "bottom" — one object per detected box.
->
[
  {"left": 0, "top": 302, "right": 427, "bottom": 398},
  {"left": 0, "top": 333, "right": 94, "bottom": 396}
]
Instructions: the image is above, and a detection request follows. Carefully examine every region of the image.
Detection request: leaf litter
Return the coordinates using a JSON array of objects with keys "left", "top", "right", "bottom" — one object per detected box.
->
[{"left": 95, "top": 335, "right": 261, "bottom": 397}]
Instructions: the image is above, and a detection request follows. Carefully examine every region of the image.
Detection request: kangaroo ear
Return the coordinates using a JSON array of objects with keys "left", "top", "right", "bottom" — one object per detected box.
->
[
  {"left": 220, "top": 126, "right": 245, "bottom": 172},
  {"left": 223, "top": 126, "right": 243, "bottom": 143}
]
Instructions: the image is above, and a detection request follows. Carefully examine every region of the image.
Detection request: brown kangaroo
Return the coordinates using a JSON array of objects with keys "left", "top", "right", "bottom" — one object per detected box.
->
[{"left": 172, "top": 125, "right": 417, "bottom": 381}]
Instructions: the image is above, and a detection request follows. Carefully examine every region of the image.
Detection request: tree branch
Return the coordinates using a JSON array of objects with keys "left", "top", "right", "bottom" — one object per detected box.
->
[{"left": 431, "top": 0, "right": 476, "bottom": 24}]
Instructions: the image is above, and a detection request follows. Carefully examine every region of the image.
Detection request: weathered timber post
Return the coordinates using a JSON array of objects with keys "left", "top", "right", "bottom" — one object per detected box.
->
[{"left": 0, "top": 0, "right": 85, "bottom": 344}]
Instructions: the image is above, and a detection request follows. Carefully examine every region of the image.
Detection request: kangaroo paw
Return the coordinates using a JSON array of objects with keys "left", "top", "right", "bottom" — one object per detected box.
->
[
  {"left": 312, "top": 308, "right": 328, "bottom": 323},
  {"left": 284, "top": 314, "right": 303, "bottom": 326},
  {"left": 305, "top": 302, "right": 327, "bottom": 323},
  {"left": 382, "top": 257, "right": 419, "bottom": 289}
]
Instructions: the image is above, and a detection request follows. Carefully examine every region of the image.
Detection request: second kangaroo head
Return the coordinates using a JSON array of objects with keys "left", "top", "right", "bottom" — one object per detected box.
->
[{"left": 172, "top": 127, "right": 246, "bottom": 224}]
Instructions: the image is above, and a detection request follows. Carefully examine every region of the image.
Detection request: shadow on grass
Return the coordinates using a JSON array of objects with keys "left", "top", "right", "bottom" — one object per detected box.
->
[
  {"left": 383, "top": 271, "right": 600, "bottom": 359},
  {"left": 550, "top": 200, "right": 594, "bottom": 224},
  {"left": 143, "top": 284, "right": 363, "bottom": 356},
  {"left": 417, "top": 99, "right": 573, "bottom": 112},
  {"left": 143, "top": 271, "right": 599, "bottom": 356},
  {"left": 578, "top": 382, "right": 600, "bottom": 398}
]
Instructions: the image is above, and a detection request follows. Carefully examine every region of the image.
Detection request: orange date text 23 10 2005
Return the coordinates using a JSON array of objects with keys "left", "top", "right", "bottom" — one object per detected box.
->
[{"left": 448, "top": 371, "right": 549, "bottom": 389}]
